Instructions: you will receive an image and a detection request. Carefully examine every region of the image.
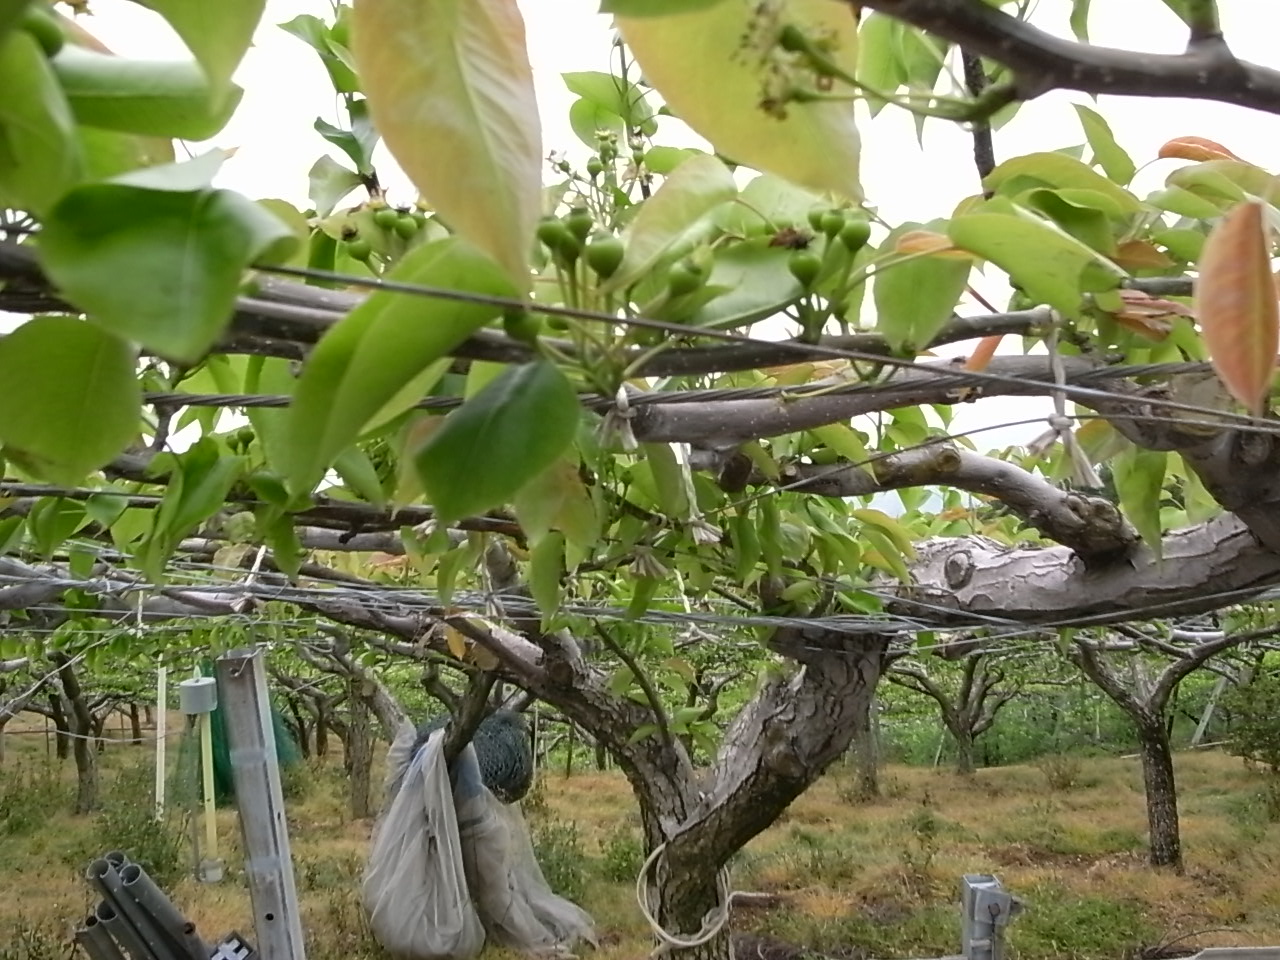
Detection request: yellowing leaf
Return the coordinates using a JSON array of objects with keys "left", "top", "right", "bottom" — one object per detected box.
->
[
  {"left": 1158, "top": 136, "right": 1241, "bottom": 163},
  {"left": 894, "top": 229, "right": 954, "bottom": 256},
  {"left": 1112, "top": 240, "right": 1175, "bottom": 270},
  {"left": 617, "top": 0, "right": 861, "bottom": 199},
  {"left": 444, "top": 625, "right": 468, "bottom": 659},
  {"left": 352, "top": 0, "right": 541, "bottom": 288},
  {"left": 1195, "top": 200, "right": 1279, "bottom": 415}
]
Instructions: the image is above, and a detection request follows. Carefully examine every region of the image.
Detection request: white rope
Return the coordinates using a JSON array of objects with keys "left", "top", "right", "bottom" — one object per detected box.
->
[{"left": 634, "top": 841, "right": 742, "bottom": 957}]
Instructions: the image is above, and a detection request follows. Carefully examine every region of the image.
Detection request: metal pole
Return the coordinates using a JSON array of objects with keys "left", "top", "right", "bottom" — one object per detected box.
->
[
  {"left": 154, "top": 667, "right": 167, "bottom": 819},
  {"left": 215, "top": 647, "right": 306, "bottom": 960},
  {"left": 200, "top": 711, "right": 218, "bottom": 862},
  {"left": 1191, "top": 675, "right": 1228, "bottom": 747}
]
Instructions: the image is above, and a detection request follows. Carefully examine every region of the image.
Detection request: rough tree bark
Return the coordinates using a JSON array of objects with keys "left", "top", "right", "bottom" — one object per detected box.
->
[
  {"left": 346, "top": 674, "right": 373, "bottom": 820},
  {"left": 1135, "top": 714, "right": 1181, "bottom": 868},
  {"left": 850, "top": 695, "right": 881, "bottom": 800},
  {"left": 51, "top": 655, "right": 98, "bottom": 814},
  {"left": 128, "top": 703, "right": 142, "bottom": 744}
]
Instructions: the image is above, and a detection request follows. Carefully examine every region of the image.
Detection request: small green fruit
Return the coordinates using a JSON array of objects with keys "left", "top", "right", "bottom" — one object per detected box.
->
[
  {"left": 839, "top": 218, "right": 872, "bottom": 252},
  {"left": 585, "top": 235, "right": 625, "bottom": 279},
  {"left": 586, "top": 156, "right": 605, "bottom": 179},
  {"left": 346, "top": 237, "right": 373, "bottom": 262},
  {"left": 394, "top": 213, "right": 419, "bottom": 240},
  {"left": 807, "top": 207, "right": 827, "bottom": 232},
  {"left": 537, "top": 217, "right": 572, "bottom": 250},
  {"left": 372, "top": 206, "right": 400, "bottom": 231},
  {"left": 566, "top": 206, "right": 594, "bottom": 242},
  {"left": 788, "top": 249, "right": 822, "bottom": 288},
  {"left": 819, "top": 210, "right": 846, "bottom": 237},
  {"left": 503, "top": 308, "right": 542, "bottom": 344},
  {"left": 666, "top": 259, "right": 705, "bottom": 297}
]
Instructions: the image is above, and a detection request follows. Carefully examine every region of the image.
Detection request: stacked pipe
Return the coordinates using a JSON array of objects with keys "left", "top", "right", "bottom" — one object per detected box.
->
[{"left": 76, "top": 853, "right": 213, "bottom": 960}]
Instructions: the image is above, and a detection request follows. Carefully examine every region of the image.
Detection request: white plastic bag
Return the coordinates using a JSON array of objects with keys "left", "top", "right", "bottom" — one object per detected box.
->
[
  {"left": 363, "top": 726, "right": 485, "bottom": 959},
  {"left": 452, "top": 749, "right": 597, "bottom": 955}
]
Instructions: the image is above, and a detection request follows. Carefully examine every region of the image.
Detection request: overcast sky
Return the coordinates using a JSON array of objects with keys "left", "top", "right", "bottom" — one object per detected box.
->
[{"left": 45, "top": 1, "right": 1280, "bottom": 453}]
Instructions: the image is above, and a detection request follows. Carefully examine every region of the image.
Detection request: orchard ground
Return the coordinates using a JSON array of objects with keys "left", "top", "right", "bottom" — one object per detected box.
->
[{"left": 0, "top": 722, "right": 1277, "bottom": 960}]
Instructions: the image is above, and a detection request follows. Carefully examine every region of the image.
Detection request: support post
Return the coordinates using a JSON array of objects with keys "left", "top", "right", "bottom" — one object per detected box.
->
[
  {"left": 154, "top": 667, "right": 167, "bottom": 819},
  {"left": 960, "top": 874, "right": 1022, "bottom": 960},
  {"left": 215, "top": 648, "right": 306, "bottom": 960}
]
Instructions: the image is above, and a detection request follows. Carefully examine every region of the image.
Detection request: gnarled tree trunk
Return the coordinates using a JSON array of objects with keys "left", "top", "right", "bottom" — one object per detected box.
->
[{"left": 1136, "top": 717, "right": 1181, "bottom": 868}]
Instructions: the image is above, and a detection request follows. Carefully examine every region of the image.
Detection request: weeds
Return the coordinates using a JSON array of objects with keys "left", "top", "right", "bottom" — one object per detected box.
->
[
  {"left": 1037, "top": 753, "right": 1085, "bottom": 792},
  {"left": 598, "top": 823, "right": 643, "bottom": 883},
  {"left": 64, "top": 759, "right": 188, "bottom": 889},
  {"left": 0, "top": 761, "right": 65, "bottom": 836},
  {"left": 532, "top": 818, "right": 587, "bottom": 902},
  {"left": 0, "top": 916, "right": 73, "bottom": 960}
]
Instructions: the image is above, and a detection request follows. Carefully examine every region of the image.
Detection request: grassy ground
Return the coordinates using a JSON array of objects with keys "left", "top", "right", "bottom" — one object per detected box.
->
[{"left": 1, "top": 722, "right": 1277, "bottom": 960}]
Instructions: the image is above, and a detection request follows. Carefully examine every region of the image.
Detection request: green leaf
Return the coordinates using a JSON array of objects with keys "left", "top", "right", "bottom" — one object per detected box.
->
[
  {"left": 258, "top": 509, "right": 304, "bottom": 578},
  {"left": 874, "top": 222, "right": 971, "bottom": 352},
  {"left": 513, "top": 458, "right": 599, "bottom": 553},
  {"left": 851, "top": 508, "right": 917, "bottom": 559},
  {"left": 281, "top": 239, "right": 514, "bottom": 495},
  {"left": 352, "top": 0, "right": 542, "bottom": 288},
  {"left": 138, "top": 440, "right": 244, "bottom": 580},
  {"left": 77, "top": 125, "right": 175, "bottom": 181},
  {"left": 1147, "top": 186, "right": 1225, "bottom": 219},
  {"left": 139, "top": 0, "right": 264, "bottom": 101},
  {"left": 1069, "top": 0, "right": 1092, "bottom": 40},
  {"left": 641, "top": 443, "right": 689, "bottom": 520},
  {"left": 28, "top": 497, "right": 87, "bottom": 558},
  {"left": 0, "top": 318, "right": 140, "bottom": 484},
  {"left": 51, "top": 45, "right": 242, "bottom": 139},
  {"left": 40, "top": 161, "right": 300, "bottom": 363},
  {"left": 334, "top": 446, "right": 387, "bottom": 507},
  {"left": 0, "top": 0, "right": 29, "bottom": 39},
  {"left": 601, "top": 0, "right": 727, "bottom": 14},
  {"left": 861, "top": 527, "right": 911, "bottom": 583},
  {"left": 731, "top": 509, "right": 760, "bottom": 582},
  {"left": 279, "top": 13, "right": 359, "bottom": 93},
  {"left": 529, "top": 530, "right": 564, "bottom": 624},
  {"left": 691, "top": 237, "right": 803, "bottom": 329},
  {"left": 563, "top": 70, "right": 654, "bottom": 131},
  {"left": 643, "top": 146, "right": 704, "bottom": 175},
  {"left": 0, "top": 30, "right": 82, "bottom": 216},
  {"left": 983, "top": 152, "right": 1142, "bottom": 214},
  {"left": 855, "top": 13, "right": 905, "bottom": 116},
  {"left": 568, "top": 97, "right": 623, "bottom": 148},
  {"left": 626, "top": 576, "right": 660, "bottom": 620},
  {"left": 314, "top": 100, "right": 380, "bottom": 176},
  {"left": 1022, "top": 189, "right": 1116, "bottom": 254},
  {"left": 618, "top": 0, "right": 861, "bottom": 200},
  {"left": 812, "top": 424, "right": 868, "bottom": 464},
  {"left": 308, "top": 155, "right": 363, "bottom": 218},
  {"left": 605, "top": 153, "right": 737, "bottom": 291},
  {"left": 1074, "top": 104, "right": 1134, "bottom": 186},
  {"left": 1158, "top": 0, "right": 1192, "bottom": 26},
  {"left": 1112, "top": 446, "right": 1167, "bottom": 557},
  {"left": 948, "top": 205, "right": 1126, "bottom": 318},
  {"left": 413, "top": 360, "right": 580, "bottom": 524}
]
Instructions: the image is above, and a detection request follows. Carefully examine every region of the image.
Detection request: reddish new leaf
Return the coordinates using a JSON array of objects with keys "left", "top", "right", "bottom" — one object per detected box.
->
[
  {"left": 964, "top": 335, "right": 1002, "bottom": 372},
  {"left": 1158, "top": 136, "right": 1242, "bottom": 163},
  {"left": 1195, "top": 200, "right": 1278, "bottom": 415}
]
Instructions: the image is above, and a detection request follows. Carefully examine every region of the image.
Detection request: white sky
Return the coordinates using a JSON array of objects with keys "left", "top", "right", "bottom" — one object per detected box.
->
[{"left": 38, "top": 1, "right": 1280, "bottom": 452}]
